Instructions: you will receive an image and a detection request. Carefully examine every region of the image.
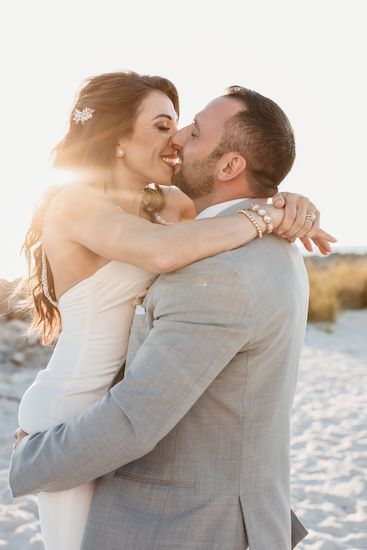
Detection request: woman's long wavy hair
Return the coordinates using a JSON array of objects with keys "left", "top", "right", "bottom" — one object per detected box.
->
[{"left": 19, "top": 71, "right": 179, "bottom": 345}]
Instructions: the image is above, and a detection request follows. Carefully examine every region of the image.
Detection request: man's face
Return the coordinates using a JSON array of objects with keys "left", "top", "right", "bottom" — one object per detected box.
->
[{"left": 171, "top": 97, "right": 242, "bottom": 198}]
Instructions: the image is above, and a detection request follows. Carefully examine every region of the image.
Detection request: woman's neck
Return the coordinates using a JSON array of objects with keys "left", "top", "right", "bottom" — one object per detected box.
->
[{"left": 108, "top": 166, "right": 148, "bottom": 216}]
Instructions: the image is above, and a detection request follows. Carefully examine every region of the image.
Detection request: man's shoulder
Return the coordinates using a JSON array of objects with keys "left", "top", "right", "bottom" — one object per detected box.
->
[
  {"left": 155, "top": 233, "right": 306, "bottom": 305},
  {"left": 160, "top": 250, "right": 241, "bottom": 283},
  {"left": 161, "top": 234, "right": 302, "bottom": 278},
  {"left": 190, "top": 234, "right": 300, "bottom": 269},
  {"left": 230, "top": 235, "right": 305, "bottom": 277},
  {"left": 185, "top": 236, "right": 306, "bottom": 292}
]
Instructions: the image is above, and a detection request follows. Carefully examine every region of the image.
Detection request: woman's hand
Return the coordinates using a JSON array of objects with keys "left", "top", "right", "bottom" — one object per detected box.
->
[
  {"left": 13, "top": 428, "right": 28, "bottom": 450},
  {"left": 272, "top": 191, "right": 320, "bottom": 237},
  {"left": 271, "top": 191, "right": 337, "bottom": 255}
]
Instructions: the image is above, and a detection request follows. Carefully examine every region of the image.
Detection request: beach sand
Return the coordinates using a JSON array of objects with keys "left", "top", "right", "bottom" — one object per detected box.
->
[{"left": 0, "top": 310, "right": 366, "bottom": 549}]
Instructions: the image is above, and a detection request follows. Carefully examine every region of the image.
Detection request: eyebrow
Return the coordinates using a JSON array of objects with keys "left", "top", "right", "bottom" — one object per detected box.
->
[{"left": 153, "top": 114, "right": 174, "bottom": 121}]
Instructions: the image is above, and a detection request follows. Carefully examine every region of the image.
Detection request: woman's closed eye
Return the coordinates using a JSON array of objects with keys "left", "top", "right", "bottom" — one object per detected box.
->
[
  {"left": 191, "top": 121, "right": 199, "bottom": 138},
  {"left": 158, "top": 125, "right": 171, "bottom": 132}
]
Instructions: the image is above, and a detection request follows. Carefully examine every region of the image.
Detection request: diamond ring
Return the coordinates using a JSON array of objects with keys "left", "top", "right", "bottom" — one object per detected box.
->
[{"left": 305, "top": 212, "right": 316, "bottom": 222}]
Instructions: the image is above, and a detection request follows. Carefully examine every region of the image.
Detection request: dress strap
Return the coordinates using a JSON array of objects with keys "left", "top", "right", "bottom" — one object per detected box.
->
[{"left": 41, "top": 247, "right": 58, "bottom": 307}]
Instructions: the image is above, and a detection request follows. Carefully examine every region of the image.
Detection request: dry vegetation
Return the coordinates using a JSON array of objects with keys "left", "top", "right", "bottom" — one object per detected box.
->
[
  {"left": 1, "top": 254, "right": 367, "bottom": 327},
  {"left": 306, "top": 255, "right": 367, "bottom": 322}
]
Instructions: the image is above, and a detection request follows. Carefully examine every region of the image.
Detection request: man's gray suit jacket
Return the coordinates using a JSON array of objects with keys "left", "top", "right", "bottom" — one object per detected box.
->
[{"left": 9, "top": 200, "right": 309, "bottom": 549}]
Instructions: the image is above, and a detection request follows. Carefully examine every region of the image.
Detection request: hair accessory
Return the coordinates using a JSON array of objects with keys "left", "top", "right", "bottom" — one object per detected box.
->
[
  {"left": 249, "top": 203, "right": 274, "bottom": 234},
  {"left": 238, "top": 209, "right": 263, "bottom": 239},
  {"left": 73, "top": 107, "right": 95, "bottom": 125}
]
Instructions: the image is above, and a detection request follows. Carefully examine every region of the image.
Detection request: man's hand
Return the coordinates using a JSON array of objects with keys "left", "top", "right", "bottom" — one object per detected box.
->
[
  {"left": 13, "top": 428, "right": 28, "bottom": 450},
  {"left": 272, "top": 191, "right": 337, "bottom": 255}
]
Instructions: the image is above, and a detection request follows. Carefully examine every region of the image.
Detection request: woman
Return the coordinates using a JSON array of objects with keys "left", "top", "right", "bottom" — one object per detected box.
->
[{"left": 15, "top": 71, "right": 328, "bottom": 549}]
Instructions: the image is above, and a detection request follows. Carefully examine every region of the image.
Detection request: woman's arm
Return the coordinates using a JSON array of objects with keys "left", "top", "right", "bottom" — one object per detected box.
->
[
  {"left": 47, "top": 185, "right": 283, "bottom": 273},
  {"left": 158, "top": 185, "right": 197, "bottom": 221}
]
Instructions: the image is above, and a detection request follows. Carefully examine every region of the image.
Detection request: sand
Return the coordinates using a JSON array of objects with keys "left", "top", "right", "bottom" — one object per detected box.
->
[{"left": 0, "top": 310, "right": 366, "bottom": 549}]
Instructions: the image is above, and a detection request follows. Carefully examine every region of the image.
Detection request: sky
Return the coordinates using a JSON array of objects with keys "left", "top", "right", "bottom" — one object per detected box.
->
[{"left": 1, "top": 0, "right": 366, "bottom": 280}]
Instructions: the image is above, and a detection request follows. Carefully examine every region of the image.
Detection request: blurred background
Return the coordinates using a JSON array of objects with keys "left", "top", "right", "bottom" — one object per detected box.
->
[{"left": 1, "top": 1, "right": 366, "bottom": 548}]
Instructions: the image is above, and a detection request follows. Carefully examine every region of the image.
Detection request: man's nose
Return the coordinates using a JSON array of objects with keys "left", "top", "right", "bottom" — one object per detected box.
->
[{"left": 169, "top": 126, "right": 189, "bottom": 150}]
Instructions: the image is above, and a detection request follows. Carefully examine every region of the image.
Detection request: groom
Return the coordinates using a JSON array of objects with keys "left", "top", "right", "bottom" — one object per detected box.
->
[{"left": 10, "top": 86, "right": 311, "bottom": 548}]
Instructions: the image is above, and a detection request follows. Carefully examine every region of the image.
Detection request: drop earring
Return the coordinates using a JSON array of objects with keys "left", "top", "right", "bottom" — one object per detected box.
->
[{"left": 116, "top": 147, "right": 125, "bottom": 158}]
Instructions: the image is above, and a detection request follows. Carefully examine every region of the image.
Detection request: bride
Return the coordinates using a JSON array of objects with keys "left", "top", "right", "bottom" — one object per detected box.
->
[{"left": 14, "top": 71, "right": 331, "bottom": 549}]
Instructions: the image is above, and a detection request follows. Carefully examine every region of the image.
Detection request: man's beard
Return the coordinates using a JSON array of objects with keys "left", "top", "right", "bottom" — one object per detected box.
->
[{"left": 172, "top": 153, "right": 218, "bottom": 199}]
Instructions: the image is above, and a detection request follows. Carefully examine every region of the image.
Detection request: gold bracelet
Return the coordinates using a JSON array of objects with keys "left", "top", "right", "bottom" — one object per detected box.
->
[{"left": 238, "top": 209, "right": 263, "bottom": 239}]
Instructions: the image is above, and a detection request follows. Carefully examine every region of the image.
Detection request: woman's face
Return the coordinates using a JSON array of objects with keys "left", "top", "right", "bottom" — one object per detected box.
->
[{"left": 119, "top": 90, "right": 179, "bottom": 186}]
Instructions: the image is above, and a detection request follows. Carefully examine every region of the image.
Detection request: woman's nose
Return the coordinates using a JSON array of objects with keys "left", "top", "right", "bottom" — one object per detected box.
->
[{"left": 169, "top": 127, "right": 186, "bottom": 149}]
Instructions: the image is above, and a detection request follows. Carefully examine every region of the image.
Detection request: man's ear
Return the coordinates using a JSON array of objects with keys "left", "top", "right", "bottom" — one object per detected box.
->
[{"left": 217, "top": 153, "right": 246, "bottom": 181}]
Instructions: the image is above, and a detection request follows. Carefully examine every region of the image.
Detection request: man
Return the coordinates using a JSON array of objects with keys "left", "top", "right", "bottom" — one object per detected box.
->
[{"left": 10, "top": 86, "right": 326, "bottom": 548}]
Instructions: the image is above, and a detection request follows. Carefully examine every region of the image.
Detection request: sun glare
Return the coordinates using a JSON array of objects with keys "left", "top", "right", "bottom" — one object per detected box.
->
[{"left": 1, "top": 1, "right": 366, "bottom": 283}]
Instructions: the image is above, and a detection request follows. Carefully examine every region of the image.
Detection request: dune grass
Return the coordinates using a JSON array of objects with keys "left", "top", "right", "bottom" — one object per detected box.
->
[
  {"left": 306, "top": 256, "right": 367, "bottom": 322},
  {"left": 2, "top": 255, "right": 367, "bottom": 326}
]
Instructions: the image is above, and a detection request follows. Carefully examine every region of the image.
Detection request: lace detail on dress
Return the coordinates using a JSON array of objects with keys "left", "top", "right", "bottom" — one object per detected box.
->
[{"left": 41, "top": 247, "right": 58, "bottom": 307}]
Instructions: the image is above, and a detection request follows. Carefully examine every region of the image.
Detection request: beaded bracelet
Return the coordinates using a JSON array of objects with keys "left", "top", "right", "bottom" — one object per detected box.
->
[
  {"left": 250, "top": 203, "right": 274, "bottom": 234},
  {"left": 238, "top": 209, "right": 263, "bottom": 239}
]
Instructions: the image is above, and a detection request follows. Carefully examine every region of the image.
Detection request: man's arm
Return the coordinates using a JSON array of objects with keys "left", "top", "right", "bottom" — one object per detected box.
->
[{"left": 9, "top": 256, "right": 252, "bottom": 497}]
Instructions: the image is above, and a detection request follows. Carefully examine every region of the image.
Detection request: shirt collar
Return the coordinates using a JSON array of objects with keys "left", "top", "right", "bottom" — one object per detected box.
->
[{"left": 195, "top": 198, "right": 248, "bottom": 219}]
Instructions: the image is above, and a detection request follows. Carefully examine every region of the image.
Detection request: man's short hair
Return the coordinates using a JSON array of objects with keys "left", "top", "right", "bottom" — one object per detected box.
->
[{"left": 215, "top": 86, "right": 296, "bottom": 197}]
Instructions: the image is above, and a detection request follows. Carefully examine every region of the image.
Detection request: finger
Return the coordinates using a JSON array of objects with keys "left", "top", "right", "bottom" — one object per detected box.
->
[
  {"left": 311, "top": 229, "right": 338, "bottom": 243},
  {"left": 303, "top": 208, "right": 320, "bottom": 238},
  {"left": 288, "top": 200, "right": 320, "bottom": 239},
  {"left": 289, "top": 198, "right": 312, "bottom": 238},
  {"left": 313, "top": 238, "right": 331, "bottom": 255},
  {"left": 320, "top": 240, "right": 332, "bottom": 253},
  {"left": 282, "top": 197, "right": 310, "bottom": 237},
  {"left": 300, "top": 237, "right": 313, "bottom": 252},
  {"left": 296, "top": 219, "right": 314, "bottom": 239},
  {"left": 313, "top": 208, "right": 320, "bottom": 230},
  {"left": 272, "top": 192, "right": 285, "bottom": 208},
  {"left": 276, "top": 201, "right": 297, "bottom": 235},
  {"left": 318, "top": 229, "right": 338, "bottom": 242},
  {"left": 14, "top": 428, "right": 28, "bottom": 441}
]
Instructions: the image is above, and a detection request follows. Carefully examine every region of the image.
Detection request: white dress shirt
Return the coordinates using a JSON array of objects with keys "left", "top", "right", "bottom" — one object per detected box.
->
[{"left": 195, "top": 198, "right": 247, "bottom": 219}]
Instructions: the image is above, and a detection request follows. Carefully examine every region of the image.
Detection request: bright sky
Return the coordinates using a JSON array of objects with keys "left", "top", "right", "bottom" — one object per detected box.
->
[{"left": 1, "top": 0, "right": 366, "bottom": 280}]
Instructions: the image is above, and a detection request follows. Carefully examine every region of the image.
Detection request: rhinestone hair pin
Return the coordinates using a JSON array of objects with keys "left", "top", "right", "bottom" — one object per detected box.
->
[{"left": 73, "top": 107, "right": 95, "bottom": 125}]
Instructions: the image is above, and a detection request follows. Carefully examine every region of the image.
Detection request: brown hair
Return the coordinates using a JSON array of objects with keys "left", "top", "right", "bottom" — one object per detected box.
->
[
  {"left": 20, "top": 71, "right": 179, "bottom": 345},
  {"left": 215, "top": 86, "right": 295, "bottom": 197}
]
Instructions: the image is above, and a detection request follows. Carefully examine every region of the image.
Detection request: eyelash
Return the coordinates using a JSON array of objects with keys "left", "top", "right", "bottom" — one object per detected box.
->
[
  {"left": 158, "top": 126, "right": 170, "bottom": 132},
  {"left": 191, "top": 123, "right": 198, "bottom": 138}
]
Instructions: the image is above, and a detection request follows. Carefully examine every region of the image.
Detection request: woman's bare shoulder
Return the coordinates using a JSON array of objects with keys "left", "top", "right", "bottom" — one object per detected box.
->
[
  {"left": 160, "top": 185, "right": 197, "bottom": 220},
  {"left": 48, "top": 183, "right": 107, "bottom": 220}
]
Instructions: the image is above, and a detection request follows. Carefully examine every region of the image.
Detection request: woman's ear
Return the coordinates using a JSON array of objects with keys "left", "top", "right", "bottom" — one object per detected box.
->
[{"left": 217, "top": 153, "right": 246, "bottom": 181}]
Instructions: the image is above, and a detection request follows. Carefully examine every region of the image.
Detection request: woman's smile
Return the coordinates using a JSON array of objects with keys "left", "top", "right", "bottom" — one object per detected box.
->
[{"left": 160, "top": 154, "right": 181, "bottom": 168}]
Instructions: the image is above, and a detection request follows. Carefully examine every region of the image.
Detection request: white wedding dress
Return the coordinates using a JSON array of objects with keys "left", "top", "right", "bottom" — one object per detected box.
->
[{"left": 18, "top": 260, "right": 154, "bottom": 550}]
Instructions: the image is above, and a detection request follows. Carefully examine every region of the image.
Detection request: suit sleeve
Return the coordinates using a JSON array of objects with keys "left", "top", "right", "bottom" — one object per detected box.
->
[{"left": 9, "top": 257, "right": 254, "bottom": 496}]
